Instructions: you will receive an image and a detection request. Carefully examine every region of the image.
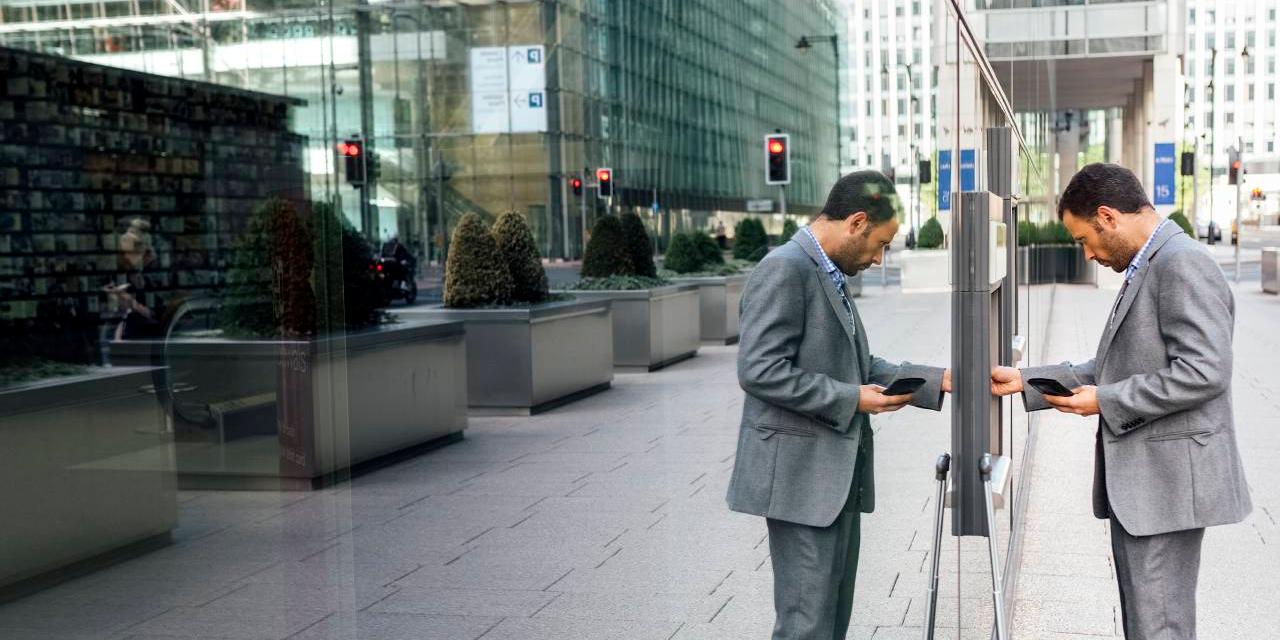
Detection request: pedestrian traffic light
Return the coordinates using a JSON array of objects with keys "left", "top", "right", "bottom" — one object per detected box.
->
[
  {"left": 919, "top": 159, "right": 932, "bottom": 184},
  {"left": 1180, "top": 151, "right": 1195, "bottom": 176},
  {"left": 339, "top": 139, "right": 364, "bottom": 186},
  {"left": 596, "top": 168, "right": 613, "bottom": 198},
  {"left": 765, "top": 133, "right": 790, "bottom": 185},
  {"left": 571, "top": 176, "right": 583, "bottom": 196}
]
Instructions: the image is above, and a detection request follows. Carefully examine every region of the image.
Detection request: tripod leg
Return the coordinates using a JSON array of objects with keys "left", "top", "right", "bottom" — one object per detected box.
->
[
  {"left": 981, "top": 454, "right": 1008, "bottom": 640},
  {"left": 923, "top": 453, "right": 950, "bottom": 640}
]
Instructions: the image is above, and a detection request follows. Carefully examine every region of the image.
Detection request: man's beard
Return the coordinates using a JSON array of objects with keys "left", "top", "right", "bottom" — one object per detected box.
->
[
  {"left": 1098, "top": 229, "right": 1137, "bottom": 273},
  {"left": 835, "top": 227, "right": 876, "bottom": 274}
]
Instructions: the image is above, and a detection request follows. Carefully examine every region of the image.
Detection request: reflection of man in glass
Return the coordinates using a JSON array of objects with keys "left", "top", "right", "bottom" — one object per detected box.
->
[{"left": 105, "top": 218, "right": 162, "bottom": 340}]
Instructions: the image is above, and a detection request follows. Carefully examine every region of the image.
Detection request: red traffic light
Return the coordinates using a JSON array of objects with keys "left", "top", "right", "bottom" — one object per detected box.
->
[
  {"left": 1232, "top": 160, "right": 1242, "bottom": 170},
  {"left": 596, "top": 169, "right": 612, "bottom": 182},
  {"left": 338, "top": 141, "right": 362, "bottom": 157},
  {"left": 571, "top": 178, "right": 582, "bottom": 188},
  {"left": 768, "top": 139, "right": 785, "bottom": 154}
]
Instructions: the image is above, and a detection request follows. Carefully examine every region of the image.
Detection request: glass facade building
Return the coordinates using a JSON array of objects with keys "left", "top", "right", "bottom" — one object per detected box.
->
[{"left": 0, "top": 0, "right": 843, "bottom": 263}]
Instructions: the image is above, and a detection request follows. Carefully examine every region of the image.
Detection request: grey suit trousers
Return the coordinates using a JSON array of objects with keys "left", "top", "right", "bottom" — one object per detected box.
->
[
  {"left": 1110, "top": 515, "right": 1204, "bottom": 640},
  {"left": 765, "top": 448, "right": 865, "bottom": 640}
]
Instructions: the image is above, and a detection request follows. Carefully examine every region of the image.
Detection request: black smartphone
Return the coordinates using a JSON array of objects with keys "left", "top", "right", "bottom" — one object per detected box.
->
[
  {"left": 1027, "top": 377, "right": 1075, "bottom": 397},
  {"left": 882, "top": 377, "right": 926, "bottom": 396}
]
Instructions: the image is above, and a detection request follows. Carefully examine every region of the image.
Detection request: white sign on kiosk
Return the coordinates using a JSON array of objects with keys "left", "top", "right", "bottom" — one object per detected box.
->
[{"left": 470, "top": 45, "right": 546, "bottom": 134}]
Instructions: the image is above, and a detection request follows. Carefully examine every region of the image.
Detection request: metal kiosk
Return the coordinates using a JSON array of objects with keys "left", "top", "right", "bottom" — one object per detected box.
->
[{"left": 922, "top": 127, "right": 1020, "bottom": 640}]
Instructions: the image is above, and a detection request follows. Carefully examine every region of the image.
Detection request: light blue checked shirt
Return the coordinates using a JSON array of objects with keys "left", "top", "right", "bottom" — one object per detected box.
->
[
  {"left": 802, "top": 226, "right": 856, "bottom": 335},
  {"left": 1124, "top": 218, "right": 1170, "bottom": 283},
  {"left": 1109, "top": 217, "right": 1171, "bottom": 328}
]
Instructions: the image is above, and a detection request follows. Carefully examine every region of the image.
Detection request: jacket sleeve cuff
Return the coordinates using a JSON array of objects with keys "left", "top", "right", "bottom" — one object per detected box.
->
[
  {"left": 814, "top": 382, "right": 861, "bottom": 434},
  {"left": 898, "top": 363, "right": 946, "bottom": 412},
  {"left": 1019, "top": 363, "right": 1083, "bottom": 412},
  {"left": 1097, "top": 383, "right": 1145, "bottom": 437}
]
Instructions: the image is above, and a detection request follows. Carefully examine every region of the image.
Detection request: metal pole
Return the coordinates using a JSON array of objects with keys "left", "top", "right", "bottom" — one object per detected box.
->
[
  {"left": 981, "top": 454, "right": 1008, "bottom": 640},
  {"left": 1209, "top": 49, "right": 1217, "bottom": 233},
  {"left": 922, "top": 453, "right": 951, "bottom": 640},
  {"left": 579, "top": 173, "right": 587, "bottom": 260},
  {"left": 1192, "top": 137, "right": 1200, "bottom": 234},
  {"left": 1235, "top": 139, "right": 1242, "bottom": 283},
  {"left": 831, "top": 36, "right": 842, "bottom": 175},
  {"left": 779, "top": 185, "right": 787, "bottom": 220}
]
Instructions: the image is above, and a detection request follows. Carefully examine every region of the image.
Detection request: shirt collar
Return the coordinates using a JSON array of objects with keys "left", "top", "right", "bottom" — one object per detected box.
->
[
  {"left": 802, "top": 226, "right": 845, "bottom": 287},
  {"left": 1124, "top": 218, "right": 1170, "bottom": 282}
]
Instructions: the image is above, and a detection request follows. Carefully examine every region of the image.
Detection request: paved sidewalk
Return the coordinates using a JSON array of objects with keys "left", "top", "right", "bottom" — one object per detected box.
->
[
  {"left": 0, "top": 287, "right": 1022, "bottom": 640},
  {"left": 1012, "top": 283, "right": 1280, "bottom": 639}
]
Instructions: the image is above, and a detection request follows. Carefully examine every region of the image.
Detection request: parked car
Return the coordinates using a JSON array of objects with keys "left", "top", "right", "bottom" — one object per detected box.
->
[{"left": 1196, "top": 219, "right": 1223, "bottom": 243}]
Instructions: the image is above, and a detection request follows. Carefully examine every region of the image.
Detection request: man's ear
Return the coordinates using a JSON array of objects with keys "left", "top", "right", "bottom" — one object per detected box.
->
[
  {"left": 1096, "top": 205, "right": 1121, "bottom": 229},
  {"left": 846, "top": 211, "right": 870, "bottom": 234}
]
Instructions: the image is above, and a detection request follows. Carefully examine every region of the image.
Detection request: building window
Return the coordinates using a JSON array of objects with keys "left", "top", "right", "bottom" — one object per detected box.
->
[
  {"left": 1207, "top": 33, "right": 1215, "bottom": 50},
  {"left": 1246, "top": 31, "right": 1256, "bottom": 47},
  {"left": 1271, "top": 8, "right": 1277, "bottom": 21},
  {"left": 867, "top": 103, "right": 873, "bottom": 116},
  {"left": 1226, "top": 58, "right": 1235, "bottom": 74},
  {"left": 1226, "top": 112, "right": 1234, "bottom": 125},
  {"left": 1248, "top": 84, "right": 1255, "bottom": 100},
  {"left": 896, "top": 5, "right": 904, "bottom": 17},
  {"left": 1189, "top": 8, "right": 1196, "bottom": 25},
  {"left": 1269, "top": 84, "right": 1276, "bottom": 100},
  {"left": 1226, "top": 85, "right": 1235, "bottom": 101},
  {"left": 1206, "top": 59, "right": 1214, "bottom": 75},
  {"left": 913, "top": 1, "right": 921, "bottom": 15},
  {"left": 1268, "top": 141, "right": 1275, "bottom": 153},
  {"left": 898, "top": 98, "right": 906, "bottom": 113},
  {"left": 1247, "top": 57, "right": 1255, "bottom": 74},
  {"left": 1269, "top": 30, "right": 1276, "bottom": 47},
  {"left": 1226, "top": 32, "right": 1235, "bottom": 49}
]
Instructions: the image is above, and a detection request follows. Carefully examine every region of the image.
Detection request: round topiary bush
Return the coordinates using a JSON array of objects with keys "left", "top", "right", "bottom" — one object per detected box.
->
[
  {"left": 220, "top": 198, "right": 318, "bottom": 338},
  {"left": 733, "top": 218, "right": 769, "bottom": 261},
  {"left": 663, "top": 232, "right": 704, "bottom": 274},
  {"left": 492, "top": 211, "right": 549, "bottom": 304},
  {"left": 1168, "top": 210, "right": 1194, "bottom": 237},
  {"left": 312, "top": 201, "right": 383, "bottom": 332},
  {"left": 916, "top": 216, "right": 945, "bottom": 249},
  {"left": 620, "top": 213, "right": 657, "bottom": 278},
  {"left": 444, "top": 212, "right": 513, "bottom": 308},
  {"left": 781, "top": 219, "right": 799, "bottom": 243},
  {"left": 581, "top": 215, "right": 633, "bottom": 278},
  {"left": 693, "top": 231, "right": 724, "bottom": 266}
]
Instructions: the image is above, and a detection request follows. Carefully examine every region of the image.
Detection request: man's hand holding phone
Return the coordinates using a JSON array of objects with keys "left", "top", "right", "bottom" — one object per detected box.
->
[{"left": 859, "top": 383, "right": 914, "bottom": 415}]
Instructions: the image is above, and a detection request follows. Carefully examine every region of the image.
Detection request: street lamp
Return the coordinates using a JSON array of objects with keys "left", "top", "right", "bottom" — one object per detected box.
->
[
  {"left": 882, "top": 62, "right": 918, "bottom": 242},
  {"left": 796, "top": 34, "right": 842, "bottom": 175}
]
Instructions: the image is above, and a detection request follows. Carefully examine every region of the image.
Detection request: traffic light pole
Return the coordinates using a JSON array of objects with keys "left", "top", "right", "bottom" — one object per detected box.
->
[
  {"left": 1235, "top": 141, "right": 1242, "bottom": 283},
  {"left": 778, "top": 185, "right": 787, "bottom": 220},
  {"left": 579, "top": 174, "right": 588, "bottom": 260}
]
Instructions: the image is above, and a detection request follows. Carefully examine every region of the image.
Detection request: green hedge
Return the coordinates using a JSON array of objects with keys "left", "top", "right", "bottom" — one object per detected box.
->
[
  {"left": 581, "top": 215, "right": 633, "bottom": 278},
  {"left": 620, "top": 213, "right": 657, "bottom": 278},
  {"left": 443, "top": 212, "right": 514, "bottom": 308},
  {"left": 733, "top": 218, "right": 769, "bottom": 261},
  {"left": 916, "top": 217, "right": 945, "bottom": 249},
  {"left": 780, "top": 219, "right": 799, "bottom": 243},
  {"left": 493, "top": 212, "right": 549, "bottom": 304},
  {"left": 662, "top": 232, "right": 703, "bottom": 274},
  {"left": 694, "top": 231, "right": 724, "bottom": 266}
]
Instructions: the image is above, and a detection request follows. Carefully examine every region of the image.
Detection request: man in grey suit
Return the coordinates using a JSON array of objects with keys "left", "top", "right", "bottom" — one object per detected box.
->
[
  {"left": 991, "top": 163, "right": 1251, "bottom": 640},
  {"left": 726, "top": 171, "right": 950, "bottom": 640}
]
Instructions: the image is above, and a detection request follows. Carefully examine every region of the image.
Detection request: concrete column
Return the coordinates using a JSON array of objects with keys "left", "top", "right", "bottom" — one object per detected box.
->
[
  {"left": 1107, "top": 108, "right": 1124, "bottom": 164},
  {"left": 1148, "top": 53, "right": 1181, "bottom": 214},
  {"left": 1056, "top": 114, "right": 1080, "bottom": 194}
]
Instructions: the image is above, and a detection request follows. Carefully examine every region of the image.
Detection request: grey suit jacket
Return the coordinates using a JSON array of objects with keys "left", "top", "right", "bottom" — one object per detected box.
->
[
  {"left": 726, "top": 231, "right": 945, "bottom": 528},
  {"left": 1021, "top": 223, "right": 1251, "bottom": 536}
]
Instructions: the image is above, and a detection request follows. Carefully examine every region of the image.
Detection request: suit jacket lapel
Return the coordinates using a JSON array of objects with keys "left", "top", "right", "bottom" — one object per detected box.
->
[
  {"left": 793, "top": 232, "right": 860, "bottom": 353},
  {"left": 1096, "top": 223, "right": 1181, "bottom": 362},
  {"left": 848, "top": 288, "right": 872, "bottom": 376}
]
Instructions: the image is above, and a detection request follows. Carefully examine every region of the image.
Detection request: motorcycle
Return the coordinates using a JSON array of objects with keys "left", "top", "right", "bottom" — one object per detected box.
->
[{"left": 370, "top": 255, "right": 417, "bottom": 305}]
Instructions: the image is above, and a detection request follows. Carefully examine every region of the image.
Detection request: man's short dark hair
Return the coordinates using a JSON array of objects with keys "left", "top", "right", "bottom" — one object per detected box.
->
[
  {"left": 820, "top": 170, "right": 902, "bottom": 223},
  {"left": 1057, "top": 163, "right": 1152, "bottom": 221}
]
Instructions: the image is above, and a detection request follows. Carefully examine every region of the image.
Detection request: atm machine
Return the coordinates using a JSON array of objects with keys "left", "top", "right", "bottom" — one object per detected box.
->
[{"left": 922, "top": 127, "right": 1020, "bottom": 640}]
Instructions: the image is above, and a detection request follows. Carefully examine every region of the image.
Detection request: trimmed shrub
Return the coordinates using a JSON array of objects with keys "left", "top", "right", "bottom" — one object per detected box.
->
[
  {"left": 493, "top": 211, "right": 549, "bottom": 304},
  {"left": 444, "top": 212, "right": 513, "bottom": 308},
  {"left": 1168, "top": 210, "right": 1194, "bottom": 237},
  {"left": 581, "top": 215, "right": 633, "bottom": 278},
  {"left": 916, "top": 216, "right": 945, "bottom": 249},
  {"left": 1017, "top": 220, "right": 1039, "bottom": 246},
  {"left": 693, "top": 231, "right": 724, "bottom": 266},
  {"left": 663, "top": 232, "right": 704, "bottom": 274},
  {"left": 781, "top": 219, "right": 799, "bottom": 242},
  {"left": 565, "top": 275, "right": 668, "bottom": 291},
  {"left": 733, "top": 218, "right": 769, "bottom": 261},
  {"left": 1041, "top": 221, "right": 1075, "bottom": 245},
  {"left": 312, "top": 202, "right": 383, "bottom": 332},
  {"left": 220, "top": 198, "right": 318, "bottom": 338},
  {"left": 620, "top": 213, "right": 657, "bottom": 278}
]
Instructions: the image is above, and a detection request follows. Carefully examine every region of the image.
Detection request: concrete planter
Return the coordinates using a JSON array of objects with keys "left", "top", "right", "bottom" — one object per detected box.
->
[
  {"left": 398, "top": 298, "right": 614, "bottom": 414},
  {"left": 669, "top": 274, "right": 748, "bottom": 344},
  {"left": 0, "top": 367, "right": 177, "bottom": 596},
  {"left": 109, "top": 320, "right": 467, "bottom": 490},
  {"left": 1263, "top": 248, "right": 1279, "bottom": 294},
  {"left": 557, "top": 285, "right": 700, "bottom": 372},
  {"left": 899, "top": 249, "right": 951, "bottom": 293},
  {"left": 1018, "top": 246, "right": 1096, "bottom": 285}
]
